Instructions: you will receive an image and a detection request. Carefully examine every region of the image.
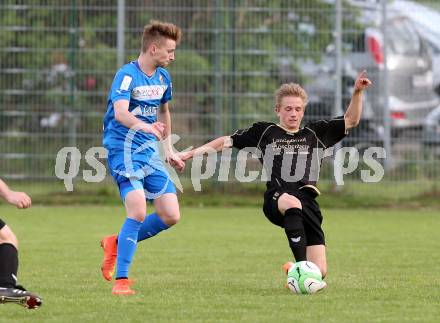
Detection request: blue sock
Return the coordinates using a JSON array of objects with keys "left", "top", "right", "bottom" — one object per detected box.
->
[
  {"left": 137, "top": 213, "right": 169, "bottom": 242},
  {"left": 116, "top": 218, "right": 143, "bottom": 279}
]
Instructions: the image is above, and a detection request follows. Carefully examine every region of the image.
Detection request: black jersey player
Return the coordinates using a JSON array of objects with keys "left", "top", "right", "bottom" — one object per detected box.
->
[{"left": 178, "top": 71, "right": 372, "bottom": 289}]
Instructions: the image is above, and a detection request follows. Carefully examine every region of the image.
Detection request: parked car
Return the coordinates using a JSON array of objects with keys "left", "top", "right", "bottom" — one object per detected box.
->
[
  {"left": 389, "top": 0, "right": 440, "bottom": 96},
  {"left": 303, "top": 96, "right": 384, "bottom": 152},
  {"left": 276, "top": 1, "right": 439, "bottom": 133},
  {"left": 314, "top": 16, "right": 437, "bottom": 129},
  {"left": 422, "top": 105, "right": 440, "bottom": 157}
]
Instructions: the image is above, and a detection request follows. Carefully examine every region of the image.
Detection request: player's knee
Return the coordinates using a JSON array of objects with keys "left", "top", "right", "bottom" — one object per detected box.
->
[
  {"left": 124, "top": 190, "right": 147, "bottom": 221},
  {"left": 0, "top": 226, "right": 19, "bottom": 250},
  {"left": 278, "top": 193, "right": 302, "bottom": 214},
  {"left": 159, "top": 210, "right": 181, "bottom": 226},
  {"left": 126, "top": 209, "right": 147, "bottom": 222},
  {"left": 125, "top": 203, "right": 147, "bottom": 222}
]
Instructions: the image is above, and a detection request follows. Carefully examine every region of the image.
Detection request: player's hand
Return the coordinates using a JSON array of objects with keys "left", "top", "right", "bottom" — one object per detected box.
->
[
  {"left": 166, "top": 152, "right": 186, "bottom": 173},
  {"left": 176, "top": 151, "right": 193, "bottom": 162},
  {"left": 145, "top": 122, "right": 166, "bottom": 140},
  {"left": 354, "top": 70, "right": 372, "bottom": 92},
  {"left": 6, "top": 191, "right": 32, "bottom": 209}
]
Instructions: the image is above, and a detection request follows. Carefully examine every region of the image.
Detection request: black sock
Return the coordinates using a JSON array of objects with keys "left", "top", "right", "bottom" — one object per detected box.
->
[
  {"left": 0, "top": 243, "right": 18, "bottom": 288},
  {"left": 284, "top": 208, "right": 307, "bottom": 262}
]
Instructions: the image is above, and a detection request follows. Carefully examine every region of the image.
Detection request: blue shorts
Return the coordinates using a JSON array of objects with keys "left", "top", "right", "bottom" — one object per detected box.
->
[{"left": 107, "top": 150, "right": 176, "bottom": 201}]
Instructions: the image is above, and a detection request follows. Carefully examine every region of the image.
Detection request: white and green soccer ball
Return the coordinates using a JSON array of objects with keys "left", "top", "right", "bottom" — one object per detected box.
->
[{"left": 286, "top": 261, "right": 326, "bottom": 294}]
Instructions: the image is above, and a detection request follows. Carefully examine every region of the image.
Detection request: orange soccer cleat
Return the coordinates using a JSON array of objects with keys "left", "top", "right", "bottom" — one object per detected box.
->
[
  {"left": 112, "top": 279, "right": 135, "bottom": 295},
  {"left": 283, "top": 261, "right": 294, "bottom": 274},
  {"left": 283, "top": 262, "right": 295, "bottom": 289},
  {"left": 100, "top": 235, "right": 118, "bottom": 281}
]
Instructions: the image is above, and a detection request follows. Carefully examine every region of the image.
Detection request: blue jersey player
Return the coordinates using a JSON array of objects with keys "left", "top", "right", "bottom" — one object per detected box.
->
[{"left": 100, "top": 20, "right": 184, "bottom": 295}]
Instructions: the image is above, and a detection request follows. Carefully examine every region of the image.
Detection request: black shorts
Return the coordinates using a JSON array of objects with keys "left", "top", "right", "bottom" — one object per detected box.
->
[
  {"left": 263, "top": 188, "right": 325, "bottom": 246},
  {"left": 0, "top": 218, "right": 5, "bottom": 230}
]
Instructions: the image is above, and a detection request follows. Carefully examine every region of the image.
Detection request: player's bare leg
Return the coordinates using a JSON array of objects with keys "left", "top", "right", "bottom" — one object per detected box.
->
[
  {"left": 306, "top": 245, "right": 327, "bottom": 278},
  {"left": 277, "top": 193, "right": 302, "bottom": 215},
  {"left": 0, "top": 225, "right": 18, "bottom": 250},
  {"left": 153, "top": 193, "right": 181, "bottom": 226},
  {"left": 307, "top": 244, "right": 327, "bottom": 291}
]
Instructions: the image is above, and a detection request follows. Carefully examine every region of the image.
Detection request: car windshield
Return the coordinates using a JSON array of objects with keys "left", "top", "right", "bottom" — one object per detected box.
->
[{"left": 387, "top": 18, "right": 422, "bottom": 55}]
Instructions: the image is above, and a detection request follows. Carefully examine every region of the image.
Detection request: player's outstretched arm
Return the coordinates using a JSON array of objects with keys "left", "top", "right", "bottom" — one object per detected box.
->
[
  {"left": 344, "top": 70, "right": 372, "bottom": 130},
  {"left": 0, "top": 179, "right": 32, "bottom": 209},
  {"left": 178, "top": 136, "right": 232, "bottom": 161}
]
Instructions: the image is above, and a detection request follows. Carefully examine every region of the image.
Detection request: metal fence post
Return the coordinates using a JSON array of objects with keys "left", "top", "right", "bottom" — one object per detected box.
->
[
  {"left": 381, "top": 0, "right": 392, "bottom": 170},
  {"left": 230, "top": 0, "right": 237, "bottom": 134},
  {"left": 68, "top": 0, "right": 78, "bottom": 173},
  {"left": 117, "top": 0, "right": 125, "bottom": 68},
  {"left": 213, "top": 0, "right": 224, "bottom": 189},
  {"left": 333, "top": 0, "right": 343, "bottom": 188},
  {"left": 214, "top": 0, "right": 223, "bottom": 138}
]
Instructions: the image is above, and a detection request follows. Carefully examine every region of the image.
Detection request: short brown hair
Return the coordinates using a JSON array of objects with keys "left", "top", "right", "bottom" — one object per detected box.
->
[
  {"left": 141, "top": 20, "right": 182, "bottom": 52},
  {"left": 275, "top": 83, "right": 308, "bottom": 108}
]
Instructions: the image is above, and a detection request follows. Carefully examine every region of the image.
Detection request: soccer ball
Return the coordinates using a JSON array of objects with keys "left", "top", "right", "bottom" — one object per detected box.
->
[{"left": 286, "top": 261, "right": 325, "bottom": 294}]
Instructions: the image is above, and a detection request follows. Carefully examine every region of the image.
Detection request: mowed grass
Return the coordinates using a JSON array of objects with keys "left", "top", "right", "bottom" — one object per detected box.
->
[{"left": 0, "top": 206, "right": 439, "bottom": 323}]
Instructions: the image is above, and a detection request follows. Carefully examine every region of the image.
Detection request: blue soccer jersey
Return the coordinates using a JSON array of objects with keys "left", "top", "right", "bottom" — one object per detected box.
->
[{"left": 103, "top": 61, "right": 172, "bottom": 153}]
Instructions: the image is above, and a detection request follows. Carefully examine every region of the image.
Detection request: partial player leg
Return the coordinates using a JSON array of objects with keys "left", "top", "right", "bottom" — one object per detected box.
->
[
  {"left": 112, "top": 189, "right": 146, "bottom": 295},
  {"left": 99, "top": 177, "right": 144, "bottom": 283},
  {"left": 0, "top": 223, "right": 18, "bottom": 249},
  {"left": 136, "top": 193, "right": 179, "bottom": 242},
  {"left": 100, "top": 195, "right": 177, "bottom": 281},
  {"left": 306, "top": 245, "right": 327, "bottom": 278},
  {"left": 136, "top": 212, "right": 169, "bottom": 242},
  {"left": 137, "top": 170, "right": 179, "bottom": 242},
  {"left": 277, "top": 193, "right": 307, "bottom": 262},
  {"left": 305, "top": 245, "right": 327, "bottom": 291},
  {"left": 100, "top": 190, "right": 179, "bottom": 281},
  {"left": 0, "top": 223, "right": 42, "bottom": 309},
  {"left": 0, "top": 225, "right": 19, "bottom": 289}
]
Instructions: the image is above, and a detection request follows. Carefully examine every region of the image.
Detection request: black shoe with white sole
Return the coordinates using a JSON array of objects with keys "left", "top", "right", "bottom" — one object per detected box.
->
[{"left": 0, "top": 285, "right": 42, "bottom": 309}]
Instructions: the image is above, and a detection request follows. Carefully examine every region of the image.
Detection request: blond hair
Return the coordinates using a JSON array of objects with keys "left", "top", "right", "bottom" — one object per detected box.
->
[
  {"left": 141, "top": 20, "right": 182, "bottom": 53},
  {"left": 274, "top": 83, "right": 308, "bottom": 109}
]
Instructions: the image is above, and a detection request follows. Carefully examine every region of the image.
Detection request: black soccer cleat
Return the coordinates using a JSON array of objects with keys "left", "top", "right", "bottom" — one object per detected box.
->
[{"left": 0, "top": 286, "right": 43, "bottom": 309}]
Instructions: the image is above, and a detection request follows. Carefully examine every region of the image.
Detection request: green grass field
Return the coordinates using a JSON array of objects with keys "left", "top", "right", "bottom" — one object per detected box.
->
[{"left": 0, "top": 206, "right": 439, "bottom": 322}]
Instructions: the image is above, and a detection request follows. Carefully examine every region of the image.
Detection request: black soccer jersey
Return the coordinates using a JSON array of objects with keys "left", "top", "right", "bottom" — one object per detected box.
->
[{"left": 230, "top": 116, "right": 347, "bottom": 195}]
